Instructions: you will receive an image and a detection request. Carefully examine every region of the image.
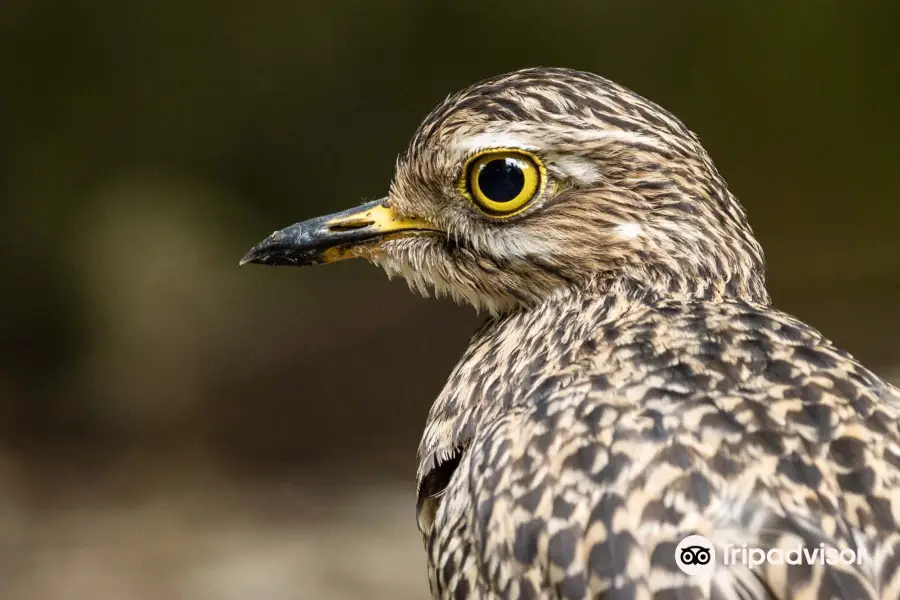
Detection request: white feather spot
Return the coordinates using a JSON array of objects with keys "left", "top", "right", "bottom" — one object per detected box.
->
[
  {"left": 553, "top": 155, "right": 602, "bottom": 184},
  {"left": 475, "top": 229, "right": 560, "bottom": 259},
  {"left": 613, "top": 222, "right": 644, "bottom": 240}
]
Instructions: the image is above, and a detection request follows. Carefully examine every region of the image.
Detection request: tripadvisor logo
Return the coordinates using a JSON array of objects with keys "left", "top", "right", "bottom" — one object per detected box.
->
[{"left": 675, "top": 534, "right": 867, "bottom": 576}]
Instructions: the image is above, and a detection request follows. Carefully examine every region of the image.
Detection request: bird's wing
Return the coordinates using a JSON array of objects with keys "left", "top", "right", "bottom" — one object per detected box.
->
[{"left": 426, "top": 343, "right": 900, "bottom": 599}]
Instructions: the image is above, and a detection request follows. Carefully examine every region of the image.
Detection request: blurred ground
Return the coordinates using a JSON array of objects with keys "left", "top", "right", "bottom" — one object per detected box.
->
[
  {"left": 1, "top": 1, "right": 898, "bottom": 598},
  {"left": 0, "top": 465, "right": 427, "bottom": 600}
]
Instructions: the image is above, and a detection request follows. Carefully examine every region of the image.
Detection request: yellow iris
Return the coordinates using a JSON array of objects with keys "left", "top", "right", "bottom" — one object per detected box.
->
[{"left": 462, "top": 150, "right": 544, "bottom": 217}]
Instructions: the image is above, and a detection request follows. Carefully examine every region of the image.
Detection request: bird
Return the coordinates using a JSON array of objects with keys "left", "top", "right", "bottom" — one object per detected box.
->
[{"left": 241, "top": 67, "right": 900, "bottom": 599}]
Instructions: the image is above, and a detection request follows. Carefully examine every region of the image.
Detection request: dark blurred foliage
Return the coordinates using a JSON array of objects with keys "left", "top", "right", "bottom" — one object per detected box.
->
[
  {"left": 3, "top": 0, "right": 900, "bottom": 471},
  {"left": 0, "top": 1, "right": 898, "bottom": 595}
]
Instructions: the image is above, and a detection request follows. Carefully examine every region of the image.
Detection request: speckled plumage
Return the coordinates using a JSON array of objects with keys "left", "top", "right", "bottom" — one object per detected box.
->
[
  {"left": 419, "top": 289, "right": 900, "bottom": 599},
  {"left": 402, "top": 69, "right": 900, "bottom": 599},
  {"left": 244, "top": 67, "right": 900, "bottom": 599}
]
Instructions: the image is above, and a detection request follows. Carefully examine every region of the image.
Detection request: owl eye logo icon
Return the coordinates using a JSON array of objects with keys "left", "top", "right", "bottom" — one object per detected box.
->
[
  {"left": 675, "top": 535, "right": 715, "bottom": 575},
  {"left": 681, "top": 545, "right": 711, "bottom": 565}
]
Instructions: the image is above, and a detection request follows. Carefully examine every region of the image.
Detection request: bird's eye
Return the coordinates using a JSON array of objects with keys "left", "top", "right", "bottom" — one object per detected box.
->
[{"left": 462, "top": 151, "right": 544, "bottom": 217}]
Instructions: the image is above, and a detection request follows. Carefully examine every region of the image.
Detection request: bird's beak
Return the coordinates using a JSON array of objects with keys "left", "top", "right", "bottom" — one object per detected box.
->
[{"left": 240, "top": 197, "right": 440, "bottom": 267}]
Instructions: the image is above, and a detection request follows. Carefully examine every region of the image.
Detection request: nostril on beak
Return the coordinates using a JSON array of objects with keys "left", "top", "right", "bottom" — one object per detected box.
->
[{"left": 327, "top": 218, "right": 375, "bottom": 232}]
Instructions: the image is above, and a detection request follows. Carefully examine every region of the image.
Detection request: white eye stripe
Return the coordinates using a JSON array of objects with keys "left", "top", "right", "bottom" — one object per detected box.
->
[
  {"left": 453, "top": 126, "right": 665, "bottom": 155},
  {"left": 451, "top": 132, "right": 540, "bottom": 160}
]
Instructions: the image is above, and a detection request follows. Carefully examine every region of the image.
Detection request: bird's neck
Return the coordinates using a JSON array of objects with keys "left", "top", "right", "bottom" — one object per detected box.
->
[
  {"left": 418, "top": 280, "right": 694, "bottom": 477},
  {"left": 416, "top": 271, "right": 769, "bottom": 483},
  {"left": 518, "top": 261, "right": 769, "bottom": 323}
]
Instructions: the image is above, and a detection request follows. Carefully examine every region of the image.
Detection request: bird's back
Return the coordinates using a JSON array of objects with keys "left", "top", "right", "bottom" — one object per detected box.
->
[{"left": 420, "top": 291, "right": 900, "bottom": 599}]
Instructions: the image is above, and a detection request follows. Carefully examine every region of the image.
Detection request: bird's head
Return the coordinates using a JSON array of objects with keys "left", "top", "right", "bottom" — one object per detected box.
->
[{"left": 242, "top": 68, "right": 768, "bottom": 314}]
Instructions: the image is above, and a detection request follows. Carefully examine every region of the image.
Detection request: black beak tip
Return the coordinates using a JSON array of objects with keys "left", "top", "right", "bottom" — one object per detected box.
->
[
  {"left": 239, "top": 228, "right": 298, "bottom": 266},
  {"left": 239, "top": 239, "right": 284, "bottom": 267},
  {"left": 238, "top": 251, "right": 257, "bottom": 266},
  {"left": 238, "top": 245, "right": 298, "bottom": 267},
  {"left": 239, "top": 238, "right": 272, "bottom": 266},
  {"left": 239, "top": 230, "right": 322, "bottom": 267}
]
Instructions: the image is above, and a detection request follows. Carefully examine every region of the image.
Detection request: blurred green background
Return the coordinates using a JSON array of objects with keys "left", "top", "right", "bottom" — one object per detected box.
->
[{"left": 1, "top": 1, "right": 898, "bottom": 598}]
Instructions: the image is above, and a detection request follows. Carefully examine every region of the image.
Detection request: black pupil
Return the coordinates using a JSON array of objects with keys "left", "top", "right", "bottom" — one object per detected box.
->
[{"left": 477, "top": 158, "right": 525, "bottom": 203}]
